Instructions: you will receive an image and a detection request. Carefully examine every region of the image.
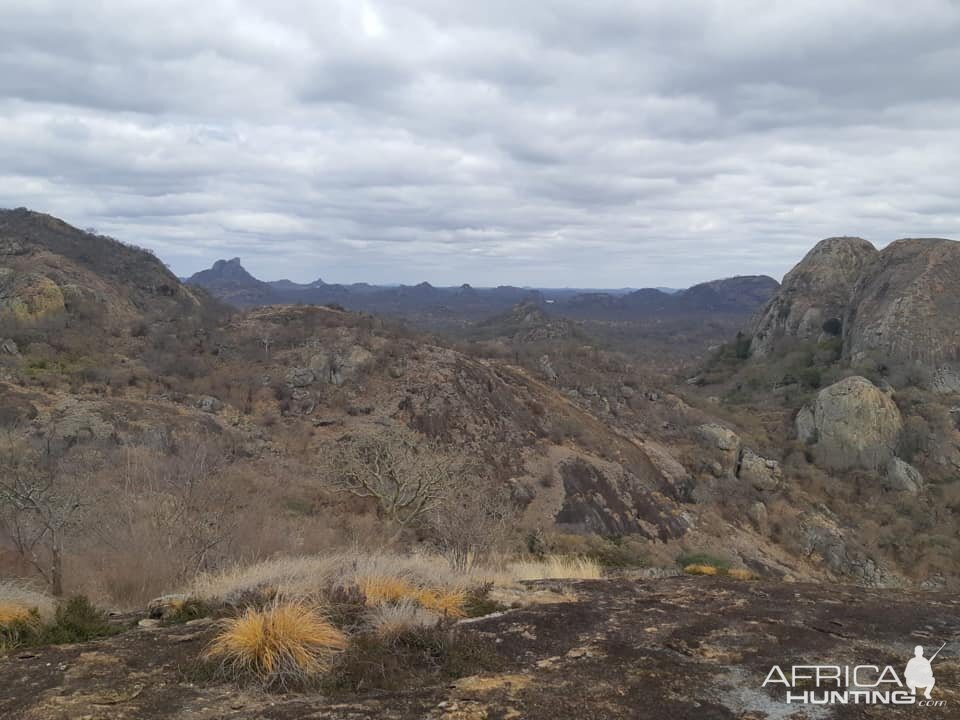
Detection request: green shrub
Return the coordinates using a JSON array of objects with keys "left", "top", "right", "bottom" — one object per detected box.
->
[
  {"left": 733, "top": 332, "right": 752, "bottom": 360},
  {"left": 462, "top": 583, "right": 506, "bottom": 618},
  {"left": 37, "top": 596, "right": 119, "bottom": 645},
  {"left": 1, "top": 596, "right": 119, "bottom": 651},
  {"left": 547, "top": 533, "right": 648, "bottom": 568}
]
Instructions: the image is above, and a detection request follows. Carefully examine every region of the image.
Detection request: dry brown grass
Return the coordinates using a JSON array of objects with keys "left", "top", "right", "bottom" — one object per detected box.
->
[
  {"left": 187, "top": 551, "right": 603, "bottom": 613},
  {"left": 0, "top": 581, "right": 55, "bottom": 622},
  {"left": 188, "top": 551, "right": 473, "bottom": 606},
  {"left": 683, "top": 564, "right": 719, "bottom": 576},
  {"left": 357, "top": 575, "right": 420, "bottom": 606},
  {"left": 367, "top": 601, "right": 440, "bottom": 639},
  {"left": 357, "top": 575, "right": 467, "bottom": 618},
  {"left": 415, "top": 587, "right": 468, "bottom": 618},
  {"left": 205, "top": 601, "right": 347, "bottom": 688},
  {"left": 0, "top": 602, "right": 36, "bottom": 627},
  {"left": 495, "top": 555, "right": 603, "bottom": 583}
]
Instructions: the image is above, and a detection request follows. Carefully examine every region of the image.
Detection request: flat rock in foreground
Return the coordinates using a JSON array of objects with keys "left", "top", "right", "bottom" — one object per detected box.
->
[{"left": 1, "top": 577, "right": 958, "bottom": 719}]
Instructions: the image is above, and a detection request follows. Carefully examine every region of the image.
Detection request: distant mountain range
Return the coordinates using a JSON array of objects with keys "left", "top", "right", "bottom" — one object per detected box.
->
[{"left": 185, "top": 257, "right": 778, "bottom": 322}]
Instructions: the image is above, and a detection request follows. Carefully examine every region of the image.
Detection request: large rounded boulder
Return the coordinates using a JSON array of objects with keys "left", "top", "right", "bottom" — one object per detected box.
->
[{"left": 796, "top": 376, "right": 902, "bottom": 471}]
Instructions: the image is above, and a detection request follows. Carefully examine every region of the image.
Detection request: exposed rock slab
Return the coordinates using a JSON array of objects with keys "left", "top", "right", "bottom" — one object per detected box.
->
[{"left": 2, "top": 578, "right": 959, "bottom": 719}]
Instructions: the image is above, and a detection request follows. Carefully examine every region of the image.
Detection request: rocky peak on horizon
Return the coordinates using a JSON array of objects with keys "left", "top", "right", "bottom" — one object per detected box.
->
[{"left": 189, "top": 257, "right": 262, "bottom": 286}]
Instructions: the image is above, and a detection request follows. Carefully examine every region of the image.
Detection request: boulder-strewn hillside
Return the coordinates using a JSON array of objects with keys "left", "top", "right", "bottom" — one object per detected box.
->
[
  {"left": 693, "top": 233, "right": 960, "bottom": 590},
  {"left": 2, "top": 212, "right": 958, "bottom": 613},
  {"left": 3, "top": 210, "right": 828, "bottom": 601}
]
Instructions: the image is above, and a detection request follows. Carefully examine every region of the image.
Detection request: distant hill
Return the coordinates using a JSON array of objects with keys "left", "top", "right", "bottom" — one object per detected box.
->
[
  {"left": 556, "top": 275, "right": 779, "bottom": 321},
  {"left": 186, "top": 258, "right": 778, "bottom": 325}
]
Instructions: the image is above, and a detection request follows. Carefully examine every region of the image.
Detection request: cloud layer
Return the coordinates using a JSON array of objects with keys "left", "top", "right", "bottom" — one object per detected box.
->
[{"left": 2, "top": 1, "right": 958, "bottom": 286}]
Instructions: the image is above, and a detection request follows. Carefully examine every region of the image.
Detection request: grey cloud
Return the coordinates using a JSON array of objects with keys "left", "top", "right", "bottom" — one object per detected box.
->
[{"left": 0, "top": 1, "right": 958, "bottom": 288}]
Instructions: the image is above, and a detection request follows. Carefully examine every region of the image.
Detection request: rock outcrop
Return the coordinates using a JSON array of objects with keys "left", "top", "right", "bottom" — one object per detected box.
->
[
  {"left": 797, "top": 376, "right": 902, "bottom": 471},
  {"left": 884, "top": 457, "right": 923, "bottom": 494},
  {"left": 0, "top": 268, "right": 66, "bottom": 321},
  {"left": 736, "top": 448, "right": 782, "bottom": 491},
  {"left": 697, "top": 424, "right": 781, "bottom": 490},
  {"left": 750, "top": 237, "right": 877, "bottom": 357},
  {"left": 844, "top": 238, "right": 960, "bottom": 392},
  {"left": 7, "top": 577, "right": 959, "bottom": 719}
]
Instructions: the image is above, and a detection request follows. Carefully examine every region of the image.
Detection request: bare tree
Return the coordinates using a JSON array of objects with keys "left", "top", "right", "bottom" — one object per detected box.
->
[
  {"left": 0, "top": 433, "right": 93, "bottom": 596},
  {"left": 111, "top": 437, "right": 236, "bottom": 581},
  {"left": 260, "top": 332, "right": 273, "bottom": 360},
  {"left": 430, "top": 482, "right": 514, "bottom": 571},
  {"left": 323, "top": 428, "right": 460, "bottom": 538}
]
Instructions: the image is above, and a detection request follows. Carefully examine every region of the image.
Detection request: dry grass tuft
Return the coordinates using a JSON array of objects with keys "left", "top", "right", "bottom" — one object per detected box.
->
[
  {"left": 205, "top": 601, "right": 347, "bottom": 688},
  {"left": 367, "top": 601, "right": 440, "bottom": 639},
  {"left": 188, "top": 551, "right": 476, "bottom": 607},
  {"left": 683, "top": 564, "right": 719, "bottom": 576},
  {"left": 683, "top": 564, "right": 756, "bottom": 579},
  {"left": 358, "top": 575, "right": 420, "bottom": 607},
  {"left": 0, "top": 581, "right": 56, "bottom": 622},
  {"left": 498, "top": 555, "right": 603, "bottom": 583},
  {"left": 415, "top": 587, "right": 468, "bottom": 618},
  {"left": 357, "top": 576, "right": 467, "bottom": 619},
  {"left": 0, "top": 602, "right": 37, "bottom": 627}
]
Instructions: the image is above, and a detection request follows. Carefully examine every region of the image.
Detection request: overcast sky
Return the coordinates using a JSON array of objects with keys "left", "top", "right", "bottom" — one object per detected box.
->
[{"left": 2, "top": 1, "right": 959, "bottom": 287}]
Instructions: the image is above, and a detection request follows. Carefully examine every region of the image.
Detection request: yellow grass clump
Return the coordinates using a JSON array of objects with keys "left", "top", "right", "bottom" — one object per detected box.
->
[
  {"left": 358, "top": 575, "right": 420, "bottom": 606},
  {"left": 205, "top": 601, "right": 347, "bottom": 687},
  {"left": 357, "top": 575, "right": 467, "bottom": 618},
  {"left": 499, "top": 555, "right": 603, "bottom": 583},
  {"left": 683, "top": 564, "right": 719, "bottom": 576},
  {"left": 726, "top": 568, "right": 756, "bottom": 581},
  {"left": 0, "top": 581, "right": 55, "bottom": 623},
  {"left": 0, "top": 602, "right": 36, "bottom": 627},
  {"left": 188, "top": 551, "right": 477, "bottom": 606},
  {"left": 415, "top": 587, "right": 467, "bottom": 618}
]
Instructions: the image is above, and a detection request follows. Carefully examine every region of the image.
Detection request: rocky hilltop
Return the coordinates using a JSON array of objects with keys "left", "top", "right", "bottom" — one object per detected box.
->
[
  {"left": 0, "top": 208, "right": 209, "bottom": 331},
  {"left": 750, "top": 237, "right": 877, "bottom": 357},
  {"left": 751, "top": 235, "right": 960, "bottom": 391},
  {"left": 186, "top": 257, "right": 276, "bottom": 306},
  {"left": 0, "top": 211, "right": 740, "bottom": 569},
  {"left": 845, "top": 238, "right": 960, "bottom": 392}
]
